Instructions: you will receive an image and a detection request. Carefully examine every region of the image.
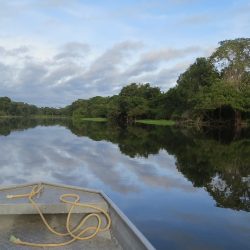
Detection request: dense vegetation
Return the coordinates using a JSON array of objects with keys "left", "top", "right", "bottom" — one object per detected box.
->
[
  {"left": 0, "top": 97, "right": 63, "bottom": 117},
  {"left": 1, "top": 38, "right": 249, "bottom": 126}
]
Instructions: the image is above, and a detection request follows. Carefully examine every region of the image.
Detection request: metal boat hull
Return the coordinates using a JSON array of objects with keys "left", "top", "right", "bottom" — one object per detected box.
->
[{"left": 0, "top": 182, "right": 155, "bottom": 250}]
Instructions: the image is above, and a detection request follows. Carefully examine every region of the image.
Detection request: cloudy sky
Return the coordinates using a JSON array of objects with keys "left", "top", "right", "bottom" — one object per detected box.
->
[{"left": 0, "top": 0, "right": 249, "bottom": 107}]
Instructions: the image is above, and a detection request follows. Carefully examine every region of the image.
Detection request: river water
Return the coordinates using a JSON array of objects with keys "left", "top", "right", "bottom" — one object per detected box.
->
[{"left": 0, "top": 118, "right": 249, "bottom": 249}]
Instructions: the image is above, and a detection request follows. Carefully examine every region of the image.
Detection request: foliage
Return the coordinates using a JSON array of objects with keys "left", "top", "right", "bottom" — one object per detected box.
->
[
  {"left": 194, "top": 81, "right": 250, "bottom": 112},
  {"left": 157, "top": 57, "right": 221, "bottom": 120},
  {"left": 210, "top": 38, "right": 250, "bottom": 86},
  {"left": 1, "top": 38, "right": 249, "bottom": 126},
  {"left": 163, "top": 38, "right": 250, "bottom": 124},
  {"left": 0, "top": 97, "right": 63, "bottom": 117},
  {"left": 113, "top": 83, "right": 163, "bottom": 122}
]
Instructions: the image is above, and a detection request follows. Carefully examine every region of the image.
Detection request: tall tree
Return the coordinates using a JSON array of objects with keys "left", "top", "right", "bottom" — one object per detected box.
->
[{"left": 210, "top": 38, "right": 250, "bottom": 87}]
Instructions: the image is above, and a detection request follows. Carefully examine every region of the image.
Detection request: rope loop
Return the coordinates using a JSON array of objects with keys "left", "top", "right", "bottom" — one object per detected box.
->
[{"left": 7, "top": 184, "right": 111, "bottom": 247}]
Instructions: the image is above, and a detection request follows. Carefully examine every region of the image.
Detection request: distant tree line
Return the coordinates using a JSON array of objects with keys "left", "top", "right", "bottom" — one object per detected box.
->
[
  {"left": 0, "top": 97, "right": 63, "bottom": 117},
  {"left": 1, "top": 38, "right": 249, "bottom": 126},
  {"left": 65, "top": 83, "right": 164, "bottom": 123},
  {"left": 64, "top": 38, "right": 250, "bottom": 126}
]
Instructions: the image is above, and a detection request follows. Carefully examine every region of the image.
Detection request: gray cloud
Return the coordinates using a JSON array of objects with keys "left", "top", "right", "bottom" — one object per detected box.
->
[
  {"left": 0, "top": 63, "right": 14, "bottom": 87},
  {"left": 84, "top": 41, "right": 143, "bottom": 81},
  {"left": 130, "top": 62, "right": 191, "bottom": 91},
  {"left": 124, "top": 46, "right": 202, "bottom": 78},
  {"left": 54, "top": 42, "right": 90, "bottom": 61},
  {"left": 0, "top": 41, "right": 208, "bottom": 106},
  {"left": 178, "top": 14, "right": 212, "bottom": 26},
  {"left": 18, "top": 62, "right": 48, "bottom": 86},
  {"left": 0, "top": 46, "right": 29, "bottom": 57}
]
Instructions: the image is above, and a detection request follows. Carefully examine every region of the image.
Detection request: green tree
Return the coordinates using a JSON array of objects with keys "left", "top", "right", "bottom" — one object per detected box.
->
[
  {"left": 116, "top": 83, "right": 162, "bottom": 122},
  {"left": 0, "top": 97, "right": 12, "bottom": 115},
  {"left": 162, "top": 57, "right": 220, "bottom": 118},
  {"left": 210, "top": 38, "right": 250, "bottom": 87}
]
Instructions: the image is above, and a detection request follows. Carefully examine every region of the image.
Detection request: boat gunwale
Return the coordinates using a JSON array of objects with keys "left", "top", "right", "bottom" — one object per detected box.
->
[
  {"left": 100, "top": 191, "right": 155, "bottom": 250},
  {"left": 0, "top": 182, "right": 101, "bottom": 194}
]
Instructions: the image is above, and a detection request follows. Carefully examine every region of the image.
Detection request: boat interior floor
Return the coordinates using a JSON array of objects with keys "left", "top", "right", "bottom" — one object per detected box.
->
[{"left": 0, "top": 214, "right": 123, "bottom": 250}]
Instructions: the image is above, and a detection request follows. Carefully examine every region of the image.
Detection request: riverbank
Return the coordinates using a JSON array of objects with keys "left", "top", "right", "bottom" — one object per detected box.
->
[
  {"left": 78, "top": 117, "right": 176, "bottom": 126},
  {"left": 0, "top": 115, "right": 23, "bottom": 118},
  {"left": 0, "top": 115, "right": 70, "bottom": 119},
  {"left": 136, "top": 119, "right": 175, "bottom": 126},
  {"left": 80, "top": 117, "right": 108, "bottom": 122}
]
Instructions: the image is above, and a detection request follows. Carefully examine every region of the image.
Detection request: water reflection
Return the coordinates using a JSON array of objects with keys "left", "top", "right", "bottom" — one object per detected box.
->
[
  {"left": 0, "top": 118, "right": 190, "bottom": 194},
  {"left": 0, "top": 117, "right": 249, "bottom": 212},
  {"left": 66, "top": 120, "right": 250, "bottom": 212},
  {"left": 0, "top": 118, "right": 249, "bottom": 249}
]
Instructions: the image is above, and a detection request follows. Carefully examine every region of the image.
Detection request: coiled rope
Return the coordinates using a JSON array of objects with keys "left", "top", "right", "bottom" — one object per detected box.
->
[{"left": 7, "top": 184, "right": 111, "bottom": 247}]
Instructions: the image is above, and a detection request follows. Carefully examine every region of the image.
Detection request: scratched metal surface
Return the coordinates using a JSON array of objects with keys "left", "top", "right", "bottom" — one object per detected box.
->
[
  {"left": 0, "top": 184, "right": 104, "bottom": 204},
  {"left": 0, "top": 214, "right": 122, "bottom": 250},
  {"left": 0, "top": 184, "right": 108, "bottom": 214}
]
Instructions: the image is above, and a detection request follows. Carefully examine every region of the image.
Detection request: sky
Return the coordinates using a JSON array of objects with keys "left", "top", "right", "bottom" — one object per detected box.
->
[{"left": 0, "top": 0, "right": 249, "bottom": 107}]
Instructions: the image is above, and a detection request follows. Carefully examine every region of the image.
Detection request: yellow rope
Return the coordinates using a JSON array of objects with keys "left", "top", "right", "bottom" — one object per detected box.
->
[{"left": 7, "top": 184, "right": 111, "bottom": 247}]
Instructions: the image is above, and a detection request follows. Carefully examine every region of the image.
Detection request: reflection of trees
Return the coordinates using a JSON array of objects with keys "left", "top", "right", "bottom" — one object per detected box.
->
[
  {"left": 174, "top": 137, "right": 250, "bottom": 211},
  {"left": 69, "top": 120, "right": 168, "bottom": 157},
  {"left": 0, "top": 118, "right": 37, "bottom": 135},
  {"left": 65, "top": 121, "right": 250, "bottom": 212},
  {"left": 1, "top": 118, "right": 249, "bottom": 211},
  {"left": 0, "top": 118, "right": 71, "bottom": 136}
]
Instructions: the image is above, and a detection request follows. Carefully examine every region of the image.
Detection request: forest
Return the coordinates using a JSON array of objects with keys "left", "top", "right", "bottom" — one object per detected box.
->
[{"left": 1, "top": 38, "right": 249, "bottom": 126}]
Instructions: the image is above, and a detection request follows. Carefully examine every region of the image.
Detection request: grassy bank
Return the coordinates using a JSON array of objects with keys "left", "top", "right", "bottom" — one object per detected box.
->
[
  {"left": 136, "top": 119, "right": 175, "bottom": 126},
  {"left": 0, "top": 115, "right": 70, "bottom": 119},
  {"left": 80, "top": 117, "right": 108, "bottom": 122},
  {"left": 0, "top": 115, "right": 23, "bottom": 118}
]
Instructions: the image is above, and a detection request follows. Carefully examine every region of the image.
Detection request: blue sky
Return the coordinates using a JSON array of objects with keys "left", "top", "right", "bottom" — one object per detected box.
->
[{"left": 0, "top": 0, "right": 249, "bottom": 106}]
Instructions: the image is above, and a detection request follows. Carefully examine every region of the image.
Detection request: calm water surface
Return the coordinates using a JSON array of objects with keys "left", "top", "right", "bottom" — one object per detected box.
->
[{"left": 0, "top": 118, "right": 249, "bottom": 250}]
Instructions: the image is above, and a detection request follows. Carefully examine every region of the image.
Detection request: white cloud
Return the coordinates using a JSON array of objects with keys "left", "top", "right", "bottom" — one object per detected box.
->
[{"left": 0, "top": 41, "right": 211, "bottom": 106}]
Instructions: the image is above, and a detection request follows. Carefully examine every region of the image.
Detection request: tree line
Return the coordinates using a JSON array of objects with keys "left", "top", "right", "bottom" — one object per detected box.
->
[
  {"left": 1, "top": 38, "right": 249, "bottom": 126},
  {"left": 63, "top": 38, "right": 250, "bottom": 126},
  {"left": 0, "top": 97, "right": 63, "bottom": 117}
]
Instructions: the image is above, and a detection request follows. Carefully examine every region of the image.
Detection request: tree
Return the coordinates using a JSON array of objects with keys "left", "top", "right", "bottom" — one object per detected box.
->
[
  {"left": 162, "top": 58, "right": 220, "bottom": 118},
  {"left": 162, "top": 39, "right": 250, "bottom": 125},
  {"left": 210, "top": 38, "right": 250, "bottom": 87},
  {"left": 117, "top": 83, "right": 162, "bottom": 122},
  {"left": 0, "top": 97, "right": 11, "bottom": 115}
]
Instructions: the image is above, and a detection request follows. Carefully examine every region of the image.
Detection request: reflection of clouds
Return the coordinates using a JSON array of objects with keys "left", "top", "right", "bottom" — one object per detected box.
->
[
  {"left": 123, "top": 153, "right": 196, "bottom": 192},
  {"left": 0, "top": 126, "right": 195, "bottom": 194}
]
